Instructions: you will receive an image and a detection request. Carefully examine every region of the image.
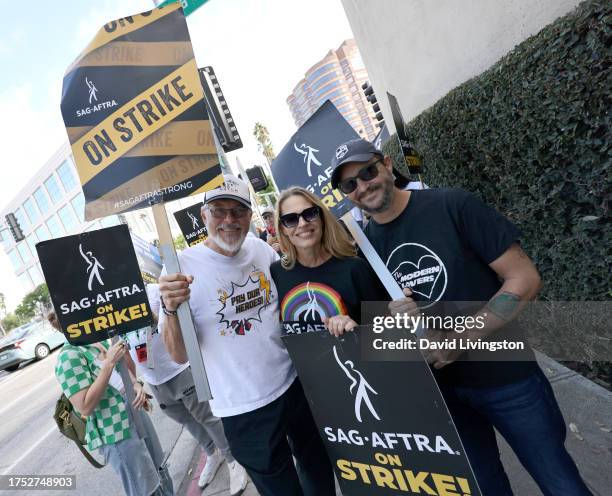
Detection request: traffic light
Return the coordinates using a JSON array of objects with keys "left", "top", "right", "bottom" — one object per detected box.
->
[
  {"left": 245, "top": 166, "right": 269, "bottom": 193},
  {"left": 198, "top": 66, "right": 243, "bottom": 153},
  {"left": 5, "top": 213, "right": 24, "bottom": 242},
  {"left": 387, "top": 91, "right": 423, "bottom": 175},
  {"left": 362, "top": 81, "right": 384, "bottom": 127}
]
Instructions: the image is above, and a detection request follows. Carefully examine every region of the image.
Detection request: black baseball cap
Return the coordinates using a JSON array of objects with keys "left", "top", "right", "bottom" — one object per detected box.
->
[{"left": 330, "top": 139, "right": 383, "bottom": 189}]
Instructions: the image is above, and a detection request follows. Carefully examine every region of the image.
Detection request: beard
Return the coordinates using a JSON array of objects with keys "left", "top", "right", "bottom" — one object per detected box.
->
[
  {"left": 207, "top": 223, "right": 247, "bottom": 254},
  {"left": 355, "top": 178, "right": 394, "bottom": 214}
]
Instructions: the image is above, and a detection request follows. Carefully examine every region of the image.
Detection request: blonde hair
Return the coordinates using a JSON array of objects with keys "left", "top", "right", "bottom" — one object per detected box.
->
[{"left": 275, "top": 187, "right": 356, "bottom": 269}]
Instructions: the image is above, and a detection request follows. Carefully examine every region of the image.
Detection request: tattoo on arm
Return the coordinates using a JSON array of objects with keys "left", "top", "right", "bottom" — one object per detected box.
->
[{"left": 486, "top": 292, "right": 521, "bottom": 321}]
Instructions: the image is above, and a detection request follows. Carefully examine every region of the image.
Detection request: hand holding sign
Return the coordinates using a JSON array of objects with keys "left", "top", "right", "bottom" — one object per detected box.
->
[
  {"left": 388, "top": 287, "right": 419, "bottom": 317},
  {"left": 132, "top": 381, "right": 151, "bottom": 411},
  {"left": 158, "top": 273, "right": 194, "bottom": 311},
  {"left": 323, "top": 315, "right": 358, "bottom": 337},
  {"left": 103, "top": 340, "right": 128, "bottom": 368}
]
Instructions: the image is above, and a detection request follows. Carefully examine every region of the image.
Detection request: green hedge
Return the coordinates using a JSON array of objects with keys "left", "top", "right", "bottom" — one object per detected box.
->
[{"left": 383, "top": 0, "right": 610, "bottom": 301}]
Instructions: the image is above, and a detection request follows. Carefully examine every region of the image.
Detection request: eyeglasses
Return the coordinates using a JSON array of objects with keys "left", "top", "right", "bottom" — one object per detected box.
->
[
  {"left": 279, "top": 206, "right": 321, "bottom": 228},
  {"left": 206, "top": 206, "right": 250, "bottom": 219},
  {"left": 337, "top": 159, "right": 383, "bottom": 194}
]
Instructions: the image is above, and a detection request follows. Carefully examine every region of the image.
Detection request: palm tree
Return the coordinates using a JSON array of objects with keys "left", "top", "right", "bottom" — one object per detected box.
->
[
  {"left": 0, "top": 292, "right": 6, "bottom": 336},
  {"left": 0, "top": 292, "right": 6, "bottom": 319},
  {"left": 253, "top": 122, "right": 276, "bottom": 165}
]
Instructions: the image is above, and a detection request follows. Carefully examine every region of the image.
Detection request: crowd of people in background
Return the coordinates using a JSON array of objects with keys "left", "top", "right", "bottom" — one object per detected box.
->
[{"left": 50, "top": 137, "right": 591, "bottom": 496}]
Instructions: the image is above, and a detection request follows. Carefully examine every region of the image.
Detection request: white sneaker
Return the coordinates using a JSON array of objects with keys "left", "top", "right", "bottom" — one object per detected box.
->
[
  {"left": 198, "top": 450, "right": 223, "bottom": 488},
  {"left": 228, "top": 460, "right": 248, "bottom": 496}
]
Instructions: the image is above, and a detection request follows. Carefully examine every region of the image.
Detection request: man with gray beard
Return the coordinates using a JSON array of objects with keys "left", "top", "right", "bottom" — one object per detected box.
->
[{"left": 158, "top": 175, "right": 335, "bottom": 496}]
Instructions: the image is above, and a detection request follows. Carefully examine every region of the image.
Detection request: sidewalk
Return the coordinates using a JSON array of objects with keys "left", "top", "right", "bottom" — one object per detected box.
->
[
  {"left": 181, "top": 451, "right": 259, "bottom": 496},
  {"left": 499, "top": 352, "right": 612, "bottom": 496},
  {"left": 173, "top": 353, "right": 612, "bottom": 495}
]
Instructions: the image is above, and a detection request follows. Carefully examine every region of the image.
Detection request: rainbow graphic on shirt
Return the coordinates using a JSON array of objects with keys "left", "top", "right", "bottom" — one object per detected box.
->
[{"left": 280, "top": 282, "right": 347, "bottom": 322}]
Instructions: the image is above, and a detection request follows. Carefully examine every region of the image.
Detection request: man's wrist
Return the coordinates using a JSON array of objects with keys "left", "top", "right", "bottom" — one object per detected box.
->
[{"left": 160, "top": 296, "right": 178, "bottom": 315}]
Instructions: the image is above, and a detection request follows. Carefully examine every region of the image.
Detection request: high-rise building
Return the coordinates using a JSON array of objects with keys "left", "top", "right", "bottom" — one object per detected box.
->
[
  {"left": 287, "top": 39, "right": 379, "bottom": 140},
  {"left": 0, "top": 143, "right": 195, "bottom": 299}
]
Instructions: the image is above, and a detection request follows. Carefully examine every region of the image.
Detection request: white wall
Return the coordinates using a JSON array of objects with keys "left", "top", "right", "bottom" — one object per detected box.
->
[{"left": 340, "top": 0, "right": 583, "bottom": 129}]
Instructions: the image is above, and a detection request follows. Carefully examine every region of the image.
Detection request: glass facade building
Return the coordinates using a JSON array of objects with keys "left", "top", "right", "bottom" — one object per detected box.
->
[
  {"left": 1, "top": 143, "right": 209, "bottom": 299},
  {"left": 287, "top": 39, "right": 379, "bottom": 140},
  {"left": 0, "top": 144, "right": 126, "bottom": 295}
]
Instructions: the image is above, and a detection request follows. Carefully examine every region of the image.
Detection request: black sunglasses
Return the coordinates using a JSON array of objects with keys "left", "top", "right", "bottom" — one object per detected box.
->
[
  {"left": 338, "top": 159, "right": 383, "bottom": 194},
  {"left": 279, "top": 206, "right": 321, "bottom": 228}
]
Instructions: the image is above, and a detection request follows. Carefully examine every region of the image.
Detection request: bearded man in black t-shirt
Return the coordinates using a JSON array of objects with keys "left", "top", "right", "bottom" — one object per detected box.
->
[{"left": 330, "top": 138, "right": 591, "bottom": 496}]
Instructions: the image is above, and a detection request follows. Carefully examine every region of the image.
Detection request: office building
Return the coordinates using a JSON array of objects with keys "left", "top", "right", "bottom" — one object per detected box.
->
[
  {"left": 287, "top": 39, "right": 379, "bottom": 140},
  {"left": 0, "top": 142, "right": 195, "bottom": 299}
]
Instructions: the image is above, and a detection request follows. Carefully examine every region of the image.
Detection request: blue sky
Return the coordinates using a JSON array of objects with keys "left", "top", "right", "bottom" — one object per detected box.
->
[{"left": 0, "top": 0, "right": 354, "bottom": 309}]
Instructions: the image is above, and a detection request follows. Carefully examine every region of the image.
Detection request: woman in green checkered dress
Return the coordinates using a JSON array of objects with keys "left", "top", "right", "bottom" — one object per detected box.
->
[{"left": 54, "top": 335, "right": 173, "bottom": 496}]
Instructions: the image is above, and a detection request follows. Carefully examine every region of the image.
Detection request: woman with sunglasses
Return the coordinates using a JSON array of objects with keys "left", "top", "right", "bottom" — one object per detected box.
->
[{"left": 270, "top": 187, "right": 388, "bottom": 337}]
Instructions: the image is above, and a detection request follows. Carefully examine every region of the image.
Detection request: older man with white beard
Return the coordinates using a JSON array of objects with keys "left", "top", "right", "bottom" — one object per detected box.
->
[{"left": 158, "top": 175, "right": 335, "bottom": 496}]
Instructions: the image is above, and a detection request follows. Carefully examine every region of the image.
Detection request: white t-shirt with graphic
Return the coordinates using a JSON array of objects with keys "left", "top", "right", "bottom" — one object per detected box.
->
[
  {"left": 159, "top": 236, "right": 296, "bottom": 417},
  {"left": 125, "top": 326, "right": 190, "bottom": 386}
]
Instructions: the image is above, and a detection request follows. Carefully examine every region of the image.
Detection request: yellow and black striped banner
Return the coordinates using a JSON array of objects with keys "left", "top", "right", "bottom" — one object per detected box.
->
[{"left": 61, "top": 4, "right": 223, "bottom": 221}]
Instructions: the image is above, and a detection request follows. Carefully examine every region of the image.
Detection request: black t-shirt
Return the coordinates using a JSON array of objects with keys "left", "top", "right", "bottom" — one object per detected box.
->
[
  {"left": 271, "top": 256, "right": 389, "bottom": 335},
  {"left": 364, "top": 187, "right": 537, "bottom": 387}
]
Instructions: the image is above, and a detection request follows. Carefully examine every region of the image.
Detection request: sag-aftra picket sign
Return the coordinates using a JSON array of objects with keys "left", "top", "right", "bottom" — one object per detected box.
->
[
  {"left": 61, "top": 3, "right": 223, "bottom": 220},
  {"left": 283, "top": 330, "right": 481, "bottom": 496},
  {"left": 37, "top": 225, "right": 152, "bottom": 345}
]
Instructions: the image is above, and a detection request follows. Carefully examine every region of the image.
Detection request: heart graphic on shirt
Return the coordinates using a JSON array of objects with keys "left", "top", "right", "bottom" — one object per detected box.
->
[
  {"left": 386, "top": 243, "right": 448, "bottom": 308},
  {"left": 391, "top": 255, "right": 443, "bottom": 299}
]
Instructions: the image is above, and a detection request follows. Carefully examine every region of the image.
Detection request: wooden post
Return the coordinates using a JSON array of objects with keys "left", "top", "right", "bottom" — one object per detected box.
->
[{"left": 151, "top": 202, "right": 212, "bottom": 402}]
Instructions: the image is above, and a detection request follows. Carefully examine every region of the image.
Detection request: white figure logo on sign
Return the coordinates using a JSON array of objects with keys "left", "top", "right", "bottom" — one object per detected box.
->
[
  {"left": 333, "top": 345, "right": 381, "bottom": 423},
  {"left": 79, "top": 243, "right": 105, "bottom": 291},
  {"left": 188, "top": 211, "right": 200, "bottom": 230},
  {"left": 85, "top": 77, "right": 98, "bottom": 104},
  {"left": 294, "top": 142, "right": 322, "bottom": 177}
]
